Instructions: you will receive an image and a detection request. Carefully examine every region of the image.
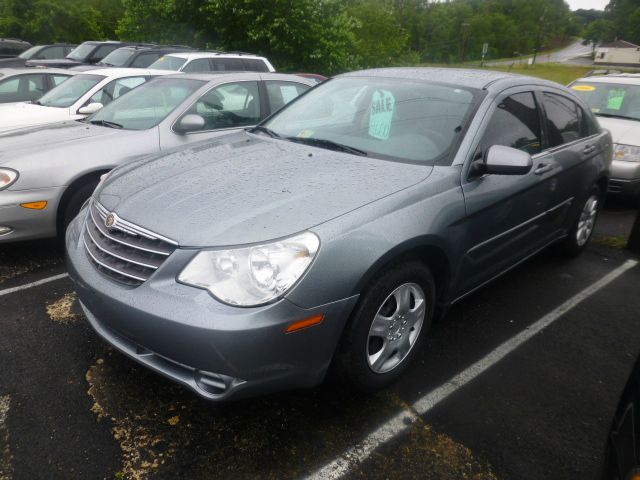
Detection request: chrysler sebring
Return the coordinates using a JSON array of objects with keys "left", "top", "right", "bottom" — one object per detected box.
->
[{"left": 66, "top": 68, "right": 612, "bottom": 401}]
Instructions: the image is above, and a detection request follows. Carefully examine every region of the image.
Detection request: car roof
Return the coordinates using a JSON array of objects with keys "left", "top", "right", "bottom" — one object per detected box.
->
[
  {"left": 574, "top": 74, "right": 640, "bottom": 85},
  {"left": 0, "top": 67, "right": 76, "bottom": 76},
  {"left": 338, "top": 67, "right": 561, "bottom": 91},
  {"left": 163, "top": 52, "right": 267, "bottom": 61},
  {"left": 82, "top": 67, "right": 171, "bottom": 78},
  {"left": 162, "top": 71, "right": 316, "bottom": 85}
]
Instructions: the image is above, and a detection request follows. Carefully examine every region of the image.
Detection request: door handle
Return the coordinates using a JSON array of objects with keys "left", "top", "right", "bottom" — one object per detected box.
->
[
  {"left": 534, "top": 163, "right": 553, "bottom": 175},
  {"left": 582, "top": 144, "right": 596, "bottom": 155}
]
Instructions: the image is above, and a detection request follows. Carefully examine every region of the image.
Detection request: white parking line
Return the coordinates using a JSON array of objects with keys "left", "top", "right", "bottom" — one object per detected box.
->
[
  {"left": 0, "top": 273, "right": 68, "bottom": 297},
  {"left": 305, "top": 259, "right": 639, "bottom": 480}
]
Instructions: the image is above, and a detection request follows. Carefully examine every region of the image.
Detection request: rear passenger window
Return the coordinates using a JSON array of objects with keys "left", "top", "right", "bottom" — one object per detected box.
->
[
  {"left": 210, "top": 58, "right": 245, "bottom": 71},
  {"left": 481, "top": 92, "right": 542, "bottom": 155},
  {"left": 541, "top": 93, "right": 582, "bottom": 147},
  {"left": 266, "top": 81, "right": 309, "bottom": 112},
  {"left": 242, "top": 59, "right": 269, "bottom": 72},
  {"left": 40, "top": 46, "right": 64, "bottom": 59},
  {"left": 182, "top": 59, "right": 211, "bottom": 73}
]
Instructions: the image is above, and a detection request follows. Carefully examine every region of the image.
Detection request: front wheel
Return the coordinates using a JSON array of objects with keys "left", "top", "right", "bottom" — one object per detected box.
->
[
  {"left": 558, "top": 185, "right": 601, "bottom": 257},
  {"left": 334, "top": 260, "right": 436, "bottom": 392}
]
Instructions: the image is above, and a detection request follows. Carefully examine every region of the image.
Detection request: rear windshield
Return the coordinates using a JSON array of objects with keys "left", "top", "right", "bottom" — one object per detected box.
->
[
  {"left": 37, "top": 74, "right": 104, "bottom": 108},
  {"left": 571, "top": 81, "right": 640, "bottom": 122},
  {"left": 149, "top": 56, "right": 186, "bottom": 71},
  {"left": 100, "top": 49, "right": 135, "bottom": 67},
  {"left": 263, "top": 76, "right": 479, "bottom": 164}
]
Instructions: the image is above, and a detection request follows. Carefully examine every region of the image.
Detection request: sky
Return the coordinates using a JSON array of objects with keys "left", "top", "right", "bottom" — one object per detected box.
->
[{"left": 565, "top": 0, "right": 609, "bottom": 10}]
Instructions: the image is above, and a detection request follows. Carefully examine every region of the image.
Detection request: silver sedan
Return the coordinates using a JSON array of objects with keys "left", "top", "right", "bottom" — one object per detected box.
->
[{"left": 0, "top": 72, "right": 314, "bottom": 242}]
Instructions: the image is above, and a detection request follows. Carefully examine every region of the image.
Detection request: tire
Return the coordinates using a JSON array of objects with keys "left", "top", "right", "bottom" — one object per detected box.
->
[
  {"left": 557, "top": 185, "right": 601, "bottom": 257},
  {"left": 59, "top": 180, "right": 98, "bottom": 237},
  {"left": 334, "top": 260, "right": 436, "bottom": 392}
]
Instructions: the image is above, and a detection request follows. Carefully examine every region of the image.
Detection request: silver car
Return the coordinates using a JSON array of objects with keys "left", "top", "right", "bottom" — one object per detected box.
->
[
  {"left": 66, "top": 68, "right": 612, "bottom": 401},
  {"left": 0, "top": 72, "right": 314, "bottom": 241}
]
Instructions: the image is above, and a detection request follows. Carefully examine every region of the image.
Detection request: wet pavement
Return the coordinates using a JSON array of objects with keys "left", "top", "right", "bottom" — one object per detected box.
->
[{"left": 0, "top": 197, "right": 639, "bottom": 480}]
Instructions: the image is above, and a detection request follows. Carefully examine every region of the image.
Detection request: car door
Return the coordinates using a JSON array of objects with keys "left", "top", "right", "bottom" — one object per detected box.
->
[
  {"left": 536, "top": 90, "right": 604, "bottom": 234},
  {"left": 456, "top": 88, "right": 558, "bottom": 296},
  {"left": 159, "top": 80, "right": 264, "bottom": 150}
]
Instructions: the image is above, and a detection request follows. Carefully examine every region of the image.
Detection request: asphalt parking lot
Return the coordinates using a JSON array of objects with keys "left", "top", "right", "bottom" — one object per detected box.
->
[{"left": 1, "top": 198, "right": 639, "bottom": 480}]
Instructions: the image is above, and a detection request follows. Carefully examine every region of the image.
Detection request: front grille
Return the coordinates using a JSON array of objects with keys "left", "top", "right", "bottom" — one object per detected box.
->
[{"left": 83, "top": 201, "right": 178, "bottom": 286}]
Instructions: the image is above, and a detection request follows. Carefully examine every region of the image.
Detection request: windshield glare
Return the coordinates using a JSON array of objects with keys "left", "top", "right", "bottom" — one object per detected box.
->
[
  {"left": 572, "top": 81, "right": 640, "bottom": 121},
  {"left": 100, "top": 49, "right": 134, "bottom": 67},
  {"left": 67, "top": 43, "right": 95, "bottom": 61},
  {"left": 37, "top": 74, "right": 104, "bottom": 108},
  {"left": 149, "top": 56, "right": 186, "bottom": 71},
  {"left": 263, "top": 77, "right": 477, "bottom": 163},
  {"left": 18, "top": 46, "right": 40, "bottom": 59},
  {"left": 88, "top": 78, "right": 204, "bottom": 130}
]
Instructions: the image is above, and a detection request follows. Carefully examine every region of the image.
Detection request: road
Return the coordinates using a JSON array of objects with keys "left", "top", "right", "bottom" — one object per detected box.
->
[
  {"left": 487, "top": 39, "right": 594, "bottom": 66},
  {"left": 0, "top": 198, "right": 639, "bottom": 480}
]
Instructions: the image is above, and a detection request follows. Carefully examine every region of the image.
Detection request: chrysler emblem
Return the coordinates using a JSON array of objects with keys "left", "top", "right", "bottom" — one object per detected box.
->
[{"left": 105, "top": 213, "right": 116, "bottom": 228}]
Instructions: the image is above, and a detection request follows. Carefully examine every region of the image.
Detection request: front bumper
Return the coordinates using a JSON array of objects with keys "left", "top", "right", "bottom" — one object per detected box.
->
[
  {"left": 609, "top": 160, "right": 640, "bottom": 196},
  {"left": 65, "top": 214, "right": 358, "bottom": 401},
  {"left": 0, "top": 186, "right": 64, "bottom": 242}
]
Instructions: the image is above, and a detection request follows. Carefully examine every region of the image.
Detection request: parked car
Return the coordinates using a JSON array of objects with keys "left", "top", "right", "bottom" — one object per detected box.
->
[
  {"left": 0, "top": 72, "right": 314, "bottom": 241},
  {"left": 65, "top": 68, "right": 612, "bottom": 401},
  {"left": 71, "top": 45, "right": 194, "bottom": 72},
  {"left": 148, "top": 51, "right": 275, "bottom": 73},
  {"left": 0, "top": 38, "right": 31, "bottom": 58},
  {"left": 0, "top": 43, "right": 76, "bottom": 68},
  {"left": 0, "top": 68, "right": 73, "bottom": 104},
  {"left": 25, "top": 41, "right": 152, "bottom": 69},
  {"left": 571, "top": 74, "right": 640, "bottom": 196},
  {"left": 0, "top": 68, "right": 170, "bottom": 132}
]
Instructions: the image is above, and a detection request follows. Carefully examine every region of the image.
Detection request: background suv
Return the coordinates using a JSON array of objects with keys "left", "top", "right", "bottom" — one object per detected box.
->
[
  {"left": 0, "top": 43, "right": 76, "bottom": 68},
  {"left": 571, "top": 74, "right": 640, "bottom": 196},
  {"left": 0, "top": 38, "right": 31, "bottom": 58},
  {"left": 149, "top": 51, "right": 275, "bottom": 73}
]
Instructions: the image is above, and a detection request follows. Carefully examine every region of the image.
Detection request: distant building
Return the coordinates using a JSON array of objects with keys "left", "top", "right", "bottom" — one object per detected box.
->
[{"left": 595, "top": 40, "right": 640, "bottom": 66}]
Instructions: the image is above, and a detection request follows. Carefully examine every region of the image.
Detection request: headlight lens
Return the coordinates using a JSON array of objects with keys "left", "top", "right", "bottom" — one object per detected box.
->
[
  {"left": 613, "top": 144, "right": 640, "bottom": 162},
  {"left": 0, "top": 168, "right": 18, "bottom": 191},
  {"left": 178, "top": 231, "right": 320, "bottom": 306}
]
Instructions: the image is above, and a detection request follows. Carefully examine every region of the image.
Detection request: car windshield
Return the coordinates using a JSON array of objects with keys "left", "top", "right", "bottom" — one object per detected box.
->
[
  {"left": 262, "top": 76, "right": 478, "bottom": 163},
  {"left": 18, "top": 46, "right": 40, "bottom": 59},
  {"left": 37, "top": 74, "right": 104, "bottom": 108},
  {"left": 87, "top": 77, "right": 204, "bottom": 130},
  {"left": 149, "top": 56, "right": 187, "bottom": 71},
  {"left": 66, "top": 43, "right": 95, "bottom": 61},
  {"left": 99, "top": 49, "right": 134, "bottom": 67},
  {"left": 571, "top": 81, "right": 640, "bottom": 122}
]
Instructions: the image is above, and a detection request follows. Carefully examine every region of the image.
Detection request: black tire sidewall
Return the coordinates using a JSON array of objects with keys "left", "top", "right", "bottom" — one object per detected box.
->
[
  {"left": 61, "top": 181, "right": 98, "bottom": 233},
  {"left": 335, "top": 260, "right": 436, "bottom": 392}
]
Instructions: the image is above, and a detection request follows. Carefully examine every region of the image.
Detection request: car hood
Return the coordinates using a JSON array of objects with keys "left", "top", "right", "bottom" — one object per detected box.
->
[
  {"left": 596, "top": 116, "right": 640, "bottom": 146},
  {"left": 0, "top": 102, "right": 72, "bottom": 130},
  {"left": 98, "top": 132, "right": 433, "bottom": 247},
  {"left": 0, "top": 121, "right": 141, "bottom": 165}
]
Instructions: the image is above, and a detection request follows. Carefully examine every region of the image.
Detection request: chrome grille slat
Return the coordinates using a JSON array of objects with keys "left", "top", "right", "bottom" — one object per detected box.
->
[{"left": 84, "top": 201, "right": 177, "bottom": 286}]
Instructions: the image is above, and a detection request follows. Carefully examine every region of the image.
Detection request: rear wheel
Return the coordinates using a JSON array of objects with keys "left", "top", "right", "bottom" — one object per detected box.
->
[
  {"left": 557, "top": 185, "right": 601, "bottom": 257},
  {"left": 334, "top": 260, "right": 436, "bottom": 392}
]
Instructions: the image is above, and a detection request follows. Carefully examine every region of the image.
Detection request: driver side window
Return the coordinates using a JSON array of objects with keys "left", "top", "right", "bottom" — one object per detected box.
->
[
  {"left": 182, "top": 81, "right": 261, "bottom": 131},
  {"left": 480, "top": 92, "right": 542, "bottom": 156}
]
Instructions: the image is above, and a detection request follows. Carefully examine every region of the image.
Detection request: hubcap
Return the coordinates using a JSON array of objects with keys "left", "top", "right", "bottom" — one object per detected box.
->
[
  {"left": 576, "top": 194, "right": 598, "bottom": 247},
  {"left": 367, "top": 283, "right": 426, "bottom": 374}
]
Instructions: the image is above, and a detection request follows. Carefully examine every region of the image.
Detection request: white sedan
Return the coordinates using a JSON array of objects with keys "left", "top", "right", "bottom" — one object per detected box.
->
[{"left": 0, "top": 67, "right": 173, "bottom": 132}]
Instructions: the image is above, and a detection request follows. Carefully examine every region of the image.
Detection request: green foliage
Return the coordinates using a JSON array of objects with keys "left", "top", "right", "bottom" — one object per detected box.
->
[
  {"left": 583, "top": 19, "right": 616, "bottom": 46},
  {"left": 603, "top": 0, "right": 640, "bottom": 44}
]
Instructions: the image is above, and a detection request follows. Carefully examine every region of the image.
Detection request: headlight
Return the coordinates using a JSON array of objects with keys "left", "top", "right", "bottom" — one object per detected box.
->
[
  {"left": 613, "top": 144, "right": 640, "bottom": 162},
  {"left": 0, "top": 168, "right": 18, "bottom": 191},
  {"left": 178, "top": 231, "right": 320, "bottom": 307}
]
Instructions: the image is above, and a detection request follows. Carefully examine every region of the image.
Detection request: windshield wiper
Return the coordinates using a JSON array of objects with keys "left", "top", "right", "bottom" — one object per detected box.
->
[
  {"left": 251, "top": 126, "right": 281, "bottom": 138},
  {"left": 596, "top": 113, "right": 639, "bottom": 121},
  {"left": 88, "top": 119, "right": 123, "bottom": 129},
  {"left": 285, "top": 136, "right": 368, "bottom": 157}
]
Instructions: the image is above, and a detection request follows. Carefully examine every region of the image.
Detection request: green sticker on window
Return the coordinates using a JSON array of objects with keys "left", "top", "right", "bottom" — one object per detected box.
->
[
  {"left": 607, "top": 89, "right": 626, "bottom": 110},
  {"left": 369, "top": 90, "right": 395, "bottom": 140}
]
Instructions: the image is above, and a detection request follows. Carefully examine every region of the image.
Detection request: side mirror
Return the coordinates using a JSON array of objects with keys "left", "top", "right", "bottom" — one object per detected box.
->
[
  {"left": 484, "top": 145, "right": 533, "bottom": 175},
  {"left": 78, "top": 102, "right": 103, "bottom": 115},
  {"left": 175, "top": 114, "right": 206, "bottom": 134}
]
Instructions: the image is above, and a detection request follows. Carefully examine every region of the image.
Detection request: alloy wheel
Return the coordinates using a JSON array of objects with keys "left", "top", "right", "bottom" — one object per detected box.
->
[{"left": 576, "top": 194, "right": 598, "bottom": 247}]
